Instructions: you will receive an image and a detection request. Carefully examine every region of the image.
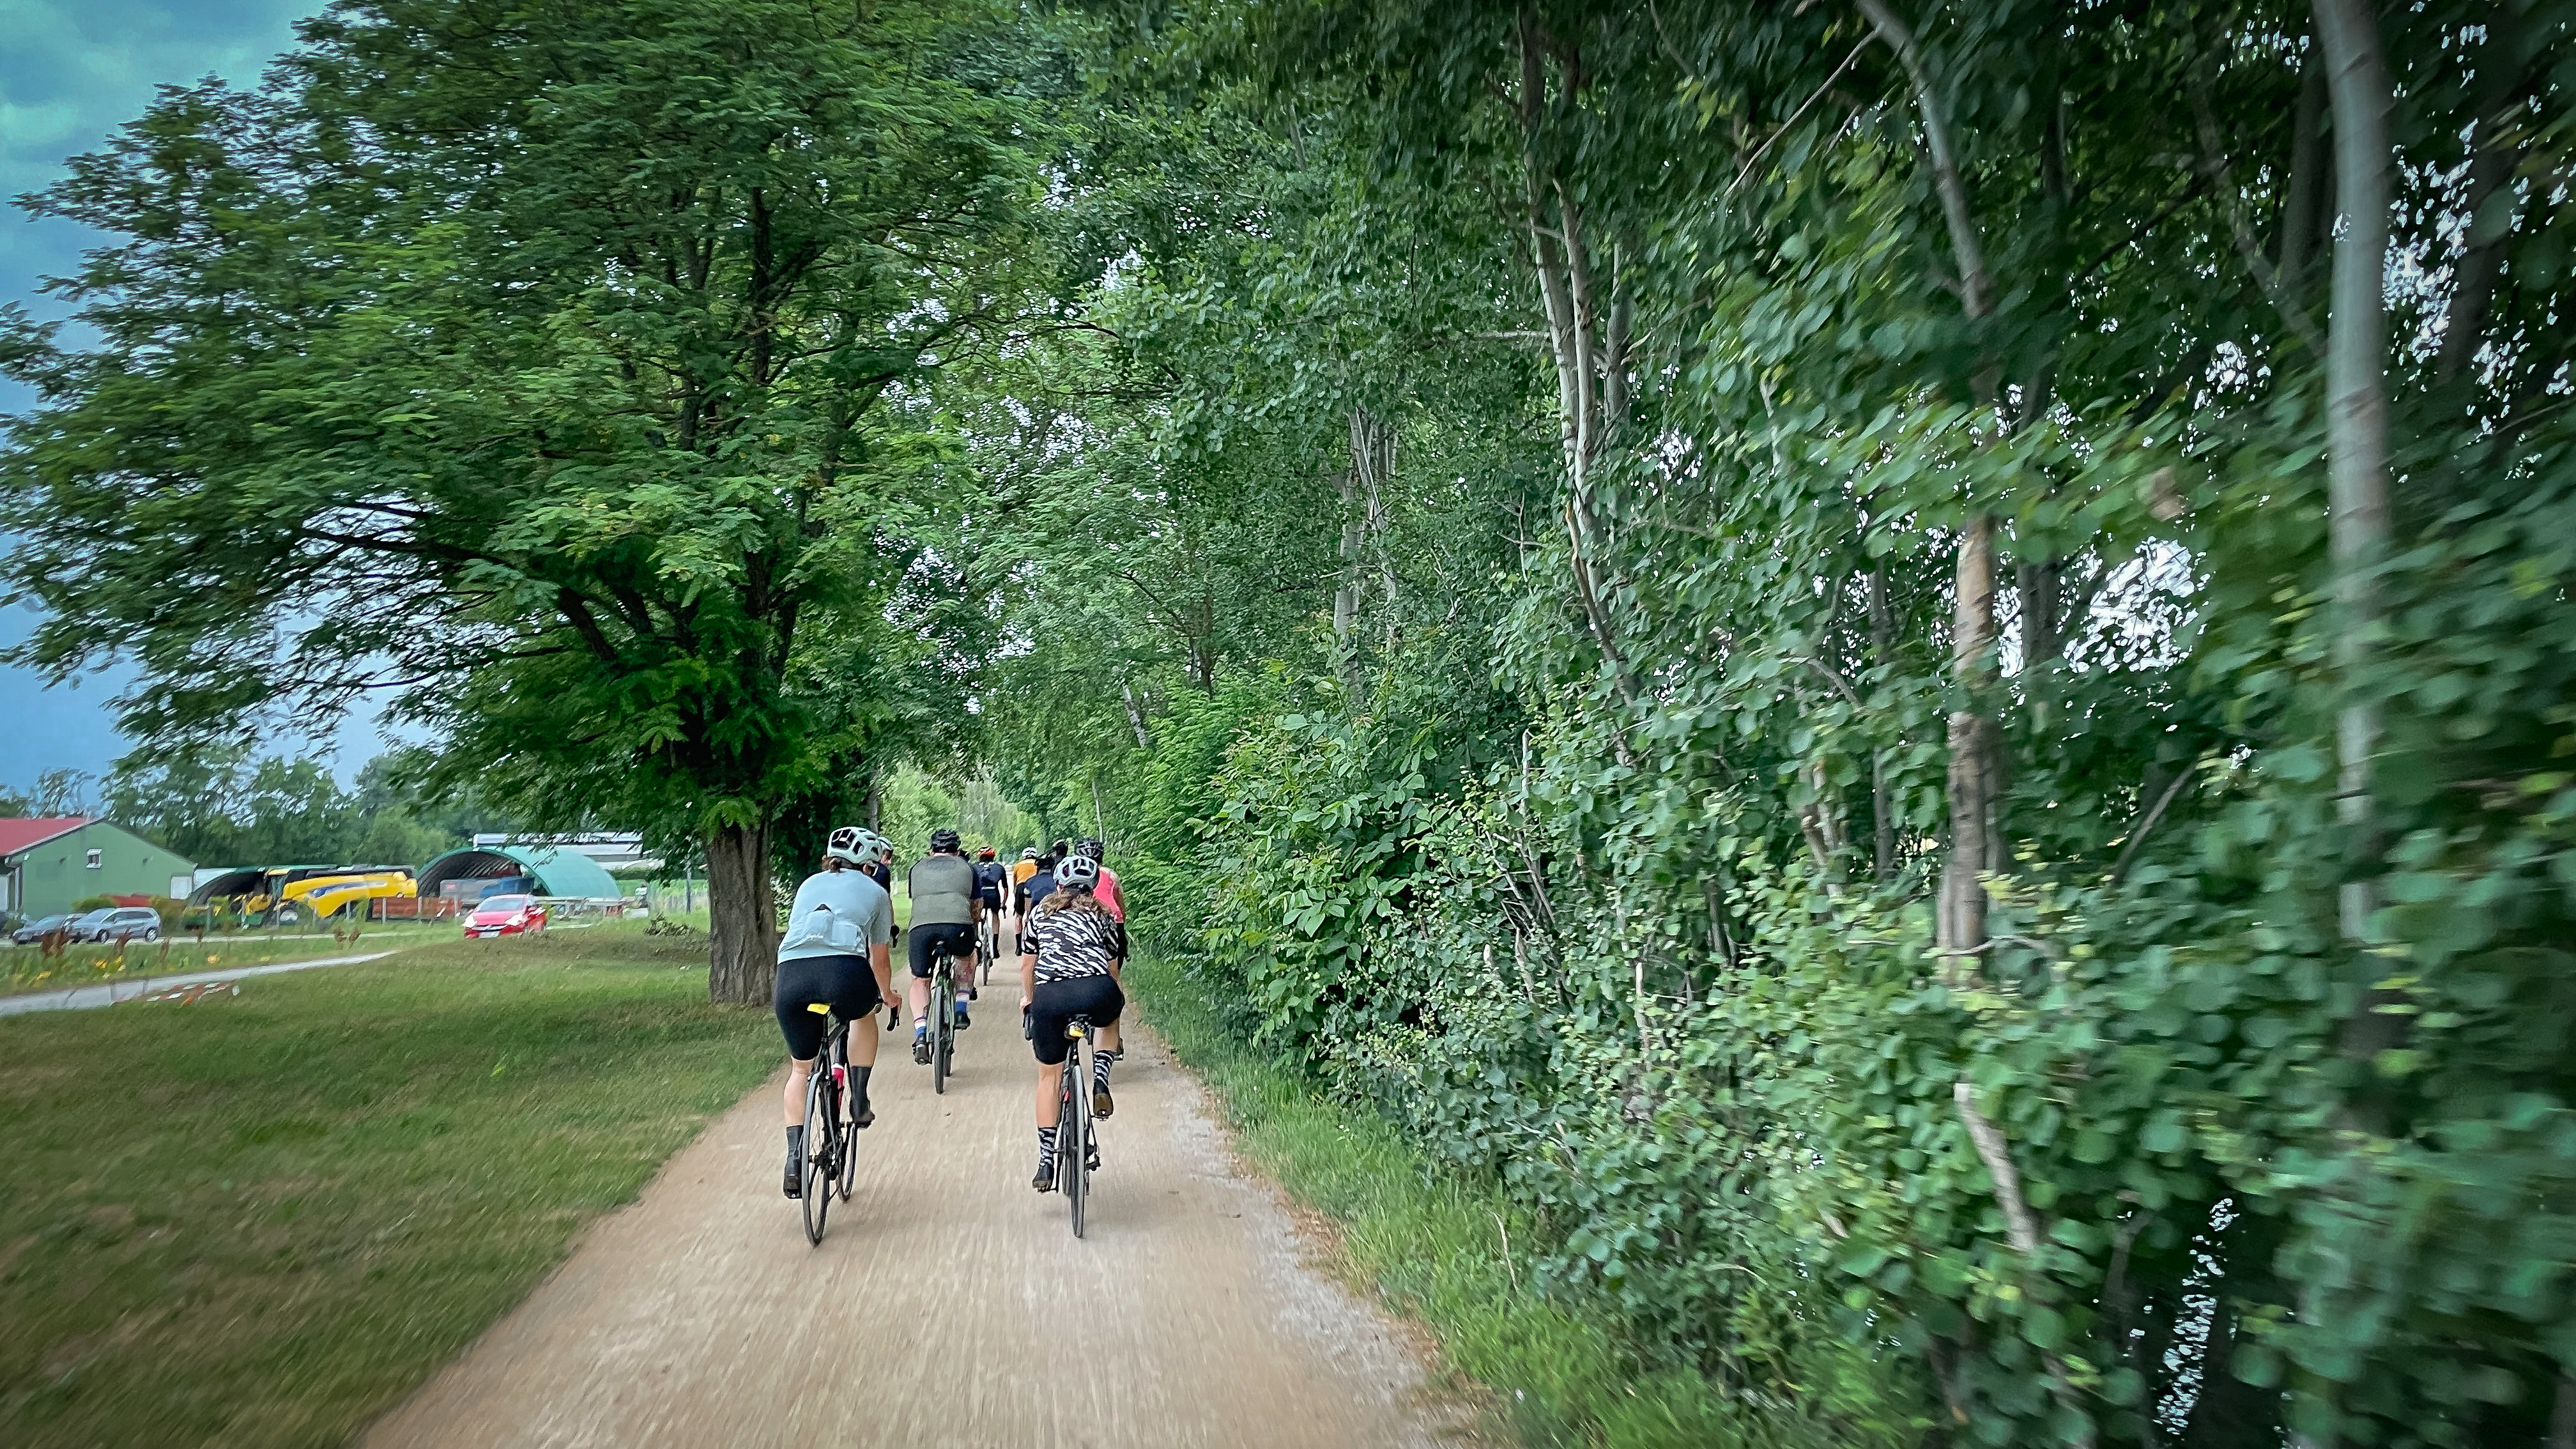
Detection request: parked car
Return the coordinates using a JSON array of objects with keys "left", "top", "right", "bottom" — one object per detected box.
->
[
  {"left": 71, "top": 907, "right": 163, "bottom": 944},
  {"left": 463, "top": 894, "right": 548, "bottom": 939},
  {"left": 10, "top": 912, "right": 76, "bottom": 946}
]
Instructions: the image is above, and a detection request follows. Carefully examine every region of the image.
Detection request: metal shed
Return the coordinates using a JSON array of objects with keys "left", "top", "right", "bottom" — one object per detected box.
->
[{"left": 417, "top": 843, "right": 622, "bottom": 903}]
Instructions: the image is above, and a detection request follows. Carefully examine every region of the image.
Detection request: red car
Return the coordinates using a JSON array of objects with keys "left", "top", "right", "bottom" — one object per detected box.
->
[{"left": 463, "top": 894, "right": 548, "bottom": 939}]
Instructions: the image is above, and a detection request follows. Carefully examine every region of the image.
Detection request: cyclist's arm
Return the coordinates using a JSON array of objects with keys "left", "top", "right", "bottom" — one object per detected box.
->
[
  {"left": 1019, "top": 919, "right": 1037, "bottom": 1007},
  {"left": 870, "top": 939, "right": 895, "bottom": 1011}
]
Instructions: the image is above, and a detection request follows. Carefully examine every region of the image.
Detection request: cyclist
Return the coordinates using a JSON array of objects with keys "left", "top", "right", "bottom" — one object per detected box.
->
[
  {"left": 1076, "top": 837, "right": 1124, "bottom": 923},
  {"left": 969, "top": 840, "right": 1004, "bottom": 954},
  {"left": 775, "top": 825, "right": 896, "bottom": 1199},
  {"left": 1012, "top": 841, "right": 1057, "bottom": 928},
  {"left": 855, "top": 829, "right": 896, "bottom": 894},
  {"left": 1020, "top": 852, "right": 1126, "bottom": 1192},
  {"left": 905, "top": 827, "right": 984, "bottom": 1060}
]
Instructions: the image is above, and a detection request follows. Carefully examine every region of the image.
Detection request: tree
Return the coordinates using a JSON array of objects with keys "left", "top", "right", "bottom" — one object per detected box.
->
[{"left": 1, "top": 0, "right": 1048, "bottom": 1000}]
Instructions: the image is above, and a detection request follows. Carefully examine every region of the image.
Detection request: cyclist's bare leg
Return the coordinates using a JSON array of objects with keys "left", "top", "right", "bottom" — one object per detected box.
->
[
  {"left": 1033, "top": 1061, "right": 1063, "bottom": 1130},
  {"left": 783, "top": 1055, "right": 815, "bottom": 1126}
]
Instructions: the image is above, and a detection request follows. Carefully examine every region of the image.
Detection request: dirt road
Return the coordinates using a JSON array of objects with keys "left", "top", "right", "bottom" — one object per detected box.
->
[{"left": 365, "top": 997, "right": 1460, "bottom": 1449}]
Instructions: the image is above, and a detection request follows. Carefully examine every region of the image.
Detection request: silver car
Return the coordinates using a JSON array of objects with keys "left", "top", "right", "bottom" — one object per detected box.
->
[{"left": 72, "top": 906, "right": 164, "bottom": 944}]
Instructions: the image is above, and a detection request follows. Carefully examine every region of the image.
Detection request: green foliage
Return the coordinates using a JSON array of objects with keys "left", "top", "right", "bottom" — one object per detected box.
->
[
  {"left": 1134, "top": 951, "right": 1922, "bottom": 1448},
  {"left": 101, "top": 749, "right": 463, "bottom": 869},
  {"left": 988, "top": 1, "right": 2576, "bottom": 1445}
]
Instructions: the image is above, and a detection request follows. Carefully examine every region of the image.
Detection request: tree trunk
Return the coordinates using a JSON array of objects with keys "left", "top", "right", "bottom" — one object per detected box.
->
[
  {"left": 1864, "top": 0, "right": 2003, "bottom": 976},
  {"left": 1939, "top": 517, "right": 1997, "bottom": 974},
  {"left": 2313, "top": 0, "right": 2390, "bottom": 949},
  {"left": 706, "top": 820, "right": 777, "bottom": 1005}
]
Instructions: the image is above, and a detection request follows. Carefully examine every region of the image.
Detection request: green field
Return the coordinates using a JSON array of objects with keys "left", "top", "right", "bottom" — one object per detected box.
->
[
  {"left": 2, "top": 925, "right": 464, "bottom": 997},
  {"left": 0, "top": 924, "right": 774, "bottom": 1449}
]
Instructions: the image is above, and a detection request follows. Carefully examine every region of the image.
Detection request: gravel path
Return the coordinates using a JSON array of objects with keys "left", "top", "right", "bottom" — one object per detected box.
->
[{"left": 364, "top": 997, "right": 1463, "bottom": 1449}]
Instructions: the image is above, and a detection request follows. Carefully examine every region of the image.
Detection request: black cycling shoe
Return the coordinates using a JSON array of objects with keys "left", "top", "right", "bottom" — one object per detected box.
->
[
  {"left": 1032, "top": 1158, "right": 1055, "bottom": 1192},
  {"left": 912, "top": 1028, "right": 931, "bottom": 1065},
  {"left": 783, "top": 1152, "right": 804, "bottom": 1199},
  {"left": 850, "top": 1100, "right": 875, "bottom": 1130},
  {"left": 1092, "top": 1084, "right": 1115, "bottom": 1119},
  {"left": 954, "top": 1002, "right": 972, "bottom": 1030}
]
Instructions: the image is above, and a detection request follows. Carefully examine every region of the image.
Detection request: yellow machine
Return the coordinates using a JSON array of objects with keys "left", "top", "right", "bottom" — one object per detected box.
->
[{"left": 277, "top": 871, "right": 418, "bottom": 921}]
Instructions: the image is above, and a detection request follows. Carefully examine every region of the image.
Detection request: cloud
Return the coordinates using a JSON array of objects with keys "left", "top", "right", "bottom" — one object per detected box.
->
[{"left": 1, "top": 1, "right": 327, "bottom": 790}]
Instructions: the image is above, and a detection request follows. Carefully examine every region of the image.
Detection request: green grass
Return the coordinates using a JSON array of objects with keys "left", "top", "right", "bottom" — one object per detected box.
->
[
  {"left": 0, "top": 923, "right": 776, "bottom": 1448},
  {"left": 1128, "top": 954, "right": 1886, "bottom": 1449},
  {"left": 1, "top": 925, "right": 470, "bottom": 997}
]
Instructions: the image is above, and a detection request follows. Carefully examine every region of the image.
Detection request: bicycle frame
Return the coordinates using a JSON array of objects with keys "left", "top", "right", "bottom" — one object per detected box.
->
[{"left": 1056, "top": 1015, "right": 1096, "bottom": 1238}]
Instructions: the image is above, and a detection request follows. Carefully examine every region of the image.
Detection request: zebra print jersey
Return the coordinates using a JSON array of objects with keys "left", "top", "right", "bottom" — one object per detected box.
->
[{"left": 1020, "top": 901, "right": 1127, "bottom": 985}]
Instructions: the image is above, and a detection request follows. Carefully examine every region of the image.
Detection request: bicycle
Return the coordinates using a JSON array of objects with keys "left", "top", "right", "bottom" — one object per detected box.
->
[
  {"left": 795, "top": 1002, "right": 862, "bottom": 1244},
  {"left": 1052, "top": 1014, "right": 1101, "bottom": 1238},
  {"left": 926, "top": 937, "right": 963, "bottom": 1095}
]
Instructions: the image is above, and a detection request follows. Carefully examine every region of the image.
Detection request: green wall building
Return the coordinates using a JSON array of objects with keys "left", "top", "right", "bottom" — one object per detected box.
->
[{"left": 0, "top": 819, "right": 198, "bottom": 923}]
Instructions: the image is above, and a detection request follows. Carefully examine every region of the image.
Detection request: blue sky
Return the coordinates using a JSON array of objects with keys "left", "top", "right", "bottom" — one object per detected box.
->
[{"left": 0, "top": 0, "right": 355, "bottom": 793}]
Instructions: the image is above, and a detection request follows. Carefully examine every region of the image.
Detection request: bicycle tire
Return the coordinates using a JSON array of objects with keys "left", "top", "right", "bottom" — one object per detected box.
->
[
  {"left": 933, "top": 970, "right": 951, "bottom": 1096},
  {"left": 1062, "top": 1050, "right": 1087, "bottom": 1239},
  {"left": 801, "top": 1066, "right": 834, "bottom": 1245},
  {"left": 834, "top": 1030, "right": 859, "bottom": 1202}
]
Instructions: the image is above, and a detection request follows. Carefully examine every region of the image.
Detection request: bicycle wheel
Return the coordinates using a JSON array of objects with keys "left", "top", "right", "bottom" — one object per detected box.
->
[
  {"left": 1062, "top": 1052, "right": 1087, "bottom": 1239},
  {"left": 801, "top": 1067, "right": 834, "bottom": 1245},
  {"left": 932, "top": 964, "right": 952, "bottom": 1095},
  {"left": 834, "top": 1031, "right": 859, "bottom": 1202}
]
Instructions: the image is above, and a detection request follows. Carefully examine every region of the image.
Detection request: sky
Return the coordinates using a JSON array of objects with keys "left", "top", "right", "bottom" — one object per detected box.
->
[{"left": 0, "top": 0, "right": 352, "bottom": 794}]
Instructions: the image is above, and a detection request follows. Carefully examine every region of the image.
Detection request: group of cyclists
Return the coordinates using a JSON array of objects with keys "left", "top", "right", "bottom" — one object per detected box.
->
[{"left": 772, "top": 826, "right": 1129, "bottom": 1202}]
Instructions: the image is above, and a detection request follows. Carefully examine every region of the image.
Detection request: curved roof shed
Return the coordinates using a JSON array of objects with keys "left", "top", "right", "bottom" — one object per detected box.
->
[{"left": 417, "top": 843, "right": 621, "bottom": 901}]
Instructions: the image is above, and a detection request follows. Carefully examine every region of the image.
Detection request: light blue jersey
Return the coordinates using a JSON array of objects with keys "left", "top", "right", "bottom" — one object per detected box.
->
[{"left": 776, "top": 868, "right": 894, "bottom": 963}]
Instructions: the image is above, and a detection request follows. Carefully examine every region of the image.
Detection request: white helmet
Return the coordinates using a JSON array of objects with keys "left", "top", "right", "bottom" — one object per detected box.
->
[
  {"left": 826, "top": 826, "right": 870, "bottom": 867},
  {"left": 1052, "top": 854, "right": 1100, "bottom": 891}
]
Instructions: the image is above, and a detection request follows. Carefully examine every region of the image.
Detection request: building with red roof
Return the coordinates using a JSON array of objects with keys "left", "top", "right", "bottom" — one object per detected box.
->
[{"left": 0, "top": 818, "right": 195, "bottom": 926}]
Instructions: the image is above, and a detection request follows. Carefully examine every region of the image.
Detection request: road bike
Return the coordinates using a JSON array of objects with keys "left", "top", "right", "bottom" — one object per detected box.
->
[
  {"left": 796, "top": 1003, "right": 862, "bottom": 1244},
  {"left": 1054, "top": 1014, "right": 1100, "bottom": 1238},
  {"left": 926, "top": 939, "right": 962, "bottom": 1095},
  {"left": 976, "top": 912, "right": 998, "bottom": 986}
]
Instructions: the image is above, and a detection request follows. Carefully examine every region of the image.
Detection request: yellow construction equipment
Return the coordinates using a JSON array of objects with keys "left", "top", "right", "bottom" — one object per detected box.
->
[{"left": 278, "top": 871, "right": 418, "bottom": 921}]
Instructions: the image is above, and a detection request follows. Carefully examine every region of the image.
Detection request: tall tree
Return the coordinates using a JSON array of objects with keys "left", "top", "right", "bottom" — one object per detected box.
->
[{"left": 1, "top": 0, "right": 1046, "bottom": 1000}]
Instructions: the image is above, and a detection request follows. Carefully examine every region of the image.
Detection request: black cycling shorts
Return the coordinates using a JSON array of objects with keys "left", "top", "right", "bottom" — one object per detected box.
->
[
  {"left": 1028, "top": 974, "right": 1124, "bottom": 1066},
  {"left": 908, "top": 921, "right": 975, "bottom": 980},
  {"left": 774, "top": 954, "right": 881, "bottom": 1060}
]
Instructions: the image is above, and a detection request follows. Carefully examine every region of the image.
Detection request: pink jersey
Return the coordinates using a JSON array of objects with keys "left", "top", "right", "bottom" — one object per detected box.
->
[{"left": 1092, "top": 865, "right": 1124, "bottom": 921}]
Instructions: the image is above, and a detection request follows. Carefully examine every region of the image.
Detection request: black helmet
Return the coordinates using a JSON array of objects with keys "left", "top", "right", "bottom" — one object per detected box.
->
[
  {"left": 1052, "top": 854, "right": 1100, "bottom": 891},
  {"left": 930, "top": 828, "right": 962, "bottom": 853},
  {"left": 1077, "top": 838, "right": 1105, "bottom": 863}
]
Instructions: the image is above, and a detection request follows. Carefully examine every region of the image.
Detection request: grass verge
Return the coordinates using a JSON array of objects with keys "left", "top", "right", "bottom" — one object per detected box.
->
[
  {"left": 1129, "top": 954, "right": 1879, "bottom": 1449},
  {"left": 0, "top": 923, "right": 774, "bottom": 1449},
  {"left": 3, "top": 926, "right": 463, "bottom": 997}
]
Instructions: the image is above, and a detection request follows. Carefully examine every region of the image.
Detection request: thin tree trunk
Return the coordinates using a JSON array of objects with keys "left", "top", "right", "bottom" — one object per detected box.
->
[
  {"left": 705, "top": 820, "right": 777, "bottom": 1005},
  {"left": 1940, "top": 518, "right": 1997, "bottom": 972},
  {"left": 1869, "top": 568, "right": 1898, "bottom": 879},
  {"left": 2278, "top": 54, "right": 2328, "bottom": 291},
  {"left": 2313, "top": 0, "right": 2390, "bottom": 950},
  {"left": 1862, "top": 0, "right": 2002, "bottom": 972},
  {"left": 1121, "top": 682, "right": 1152, "bottom": 750}
]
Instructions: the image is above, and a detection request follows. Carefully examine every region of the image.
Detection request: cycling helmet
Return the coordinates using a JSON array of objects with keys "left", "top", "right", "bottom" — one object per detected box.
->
[
  {"left": 1052, "top": 854, "right": 1101, "bottom": 891},
  {"left": 825, "top": 825, "right": 870, "bottom": 867},
  {"left": 1020, "top": 847, "right": 1039, "bottom": 861},
  {"left": 1077, "top": 838, "right": 1105, "bottom": 863},
  {"left": 977, "top": 845, "right": 996, "bottom": 861},
  {"left": 930, "top": 827, "right": 962, "bottom": 853}
]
